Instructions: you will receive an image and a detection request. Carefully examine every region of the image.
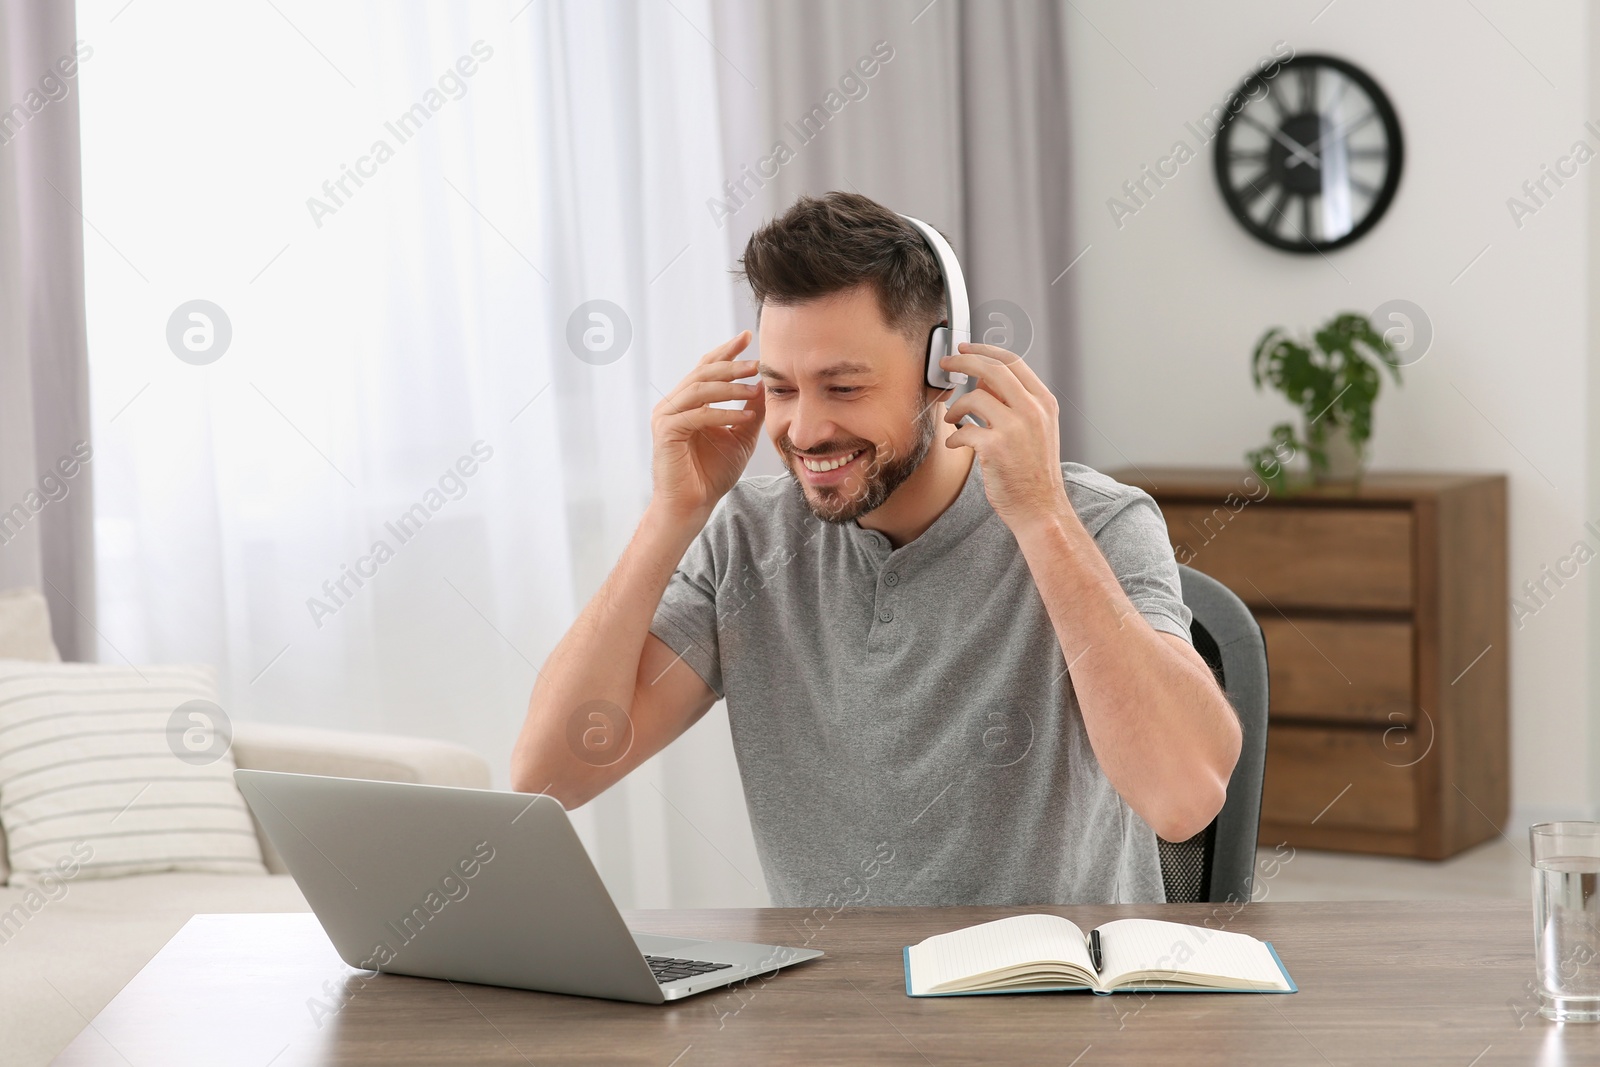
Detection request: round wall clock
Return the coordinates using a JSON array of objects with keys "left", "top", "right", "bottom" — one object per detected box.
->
[{"left": 1213, "top": 54, "right": 1403, "bottom": 253}]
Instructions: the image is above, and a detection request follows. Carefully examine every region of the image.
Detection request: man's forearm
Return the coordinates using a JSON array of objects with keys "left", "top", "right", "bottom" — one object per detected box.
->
[
  {"left": 510, "top": 504, "right": 703, "bottom": 798},
  {"left": 1010, "top": 506, "right": 1242, "bottom": 842}
]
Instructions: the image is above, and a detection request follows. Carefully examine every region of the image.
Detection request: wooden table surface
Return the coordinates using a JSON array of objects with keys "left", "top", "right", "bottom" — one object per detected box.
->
[{"left": 54, "top": 900, "right": 1595, "bottom": 1066}]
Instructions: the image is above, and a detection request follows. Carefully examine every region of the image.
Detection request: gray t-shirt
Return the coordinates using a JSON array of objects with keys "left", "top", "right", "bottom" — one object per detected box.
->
[{"left": 649, "top": 458, "right": 1192, "bottom": 908}]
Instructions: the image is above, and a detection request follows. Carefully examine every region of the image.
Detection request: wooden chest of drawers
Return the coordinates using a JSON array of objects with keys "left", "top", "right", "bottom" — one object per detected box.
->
[{"left": 1111, "top": 468, "right": 1509, "bottom": 859}]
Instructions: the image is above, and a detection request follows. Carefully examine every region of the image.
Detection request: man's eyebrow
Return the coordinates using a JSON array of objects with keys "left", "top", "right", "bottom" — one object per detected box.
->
[{"left": 757, "top": 361, "right": 874, "bottom": 381}]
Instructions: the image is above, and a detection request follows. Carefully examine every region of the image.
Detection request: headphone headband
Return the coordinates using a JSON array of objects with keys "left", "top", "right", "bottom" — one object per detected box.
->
[{"left": 898, "top": 213, "right": 974, "bottom": 395}]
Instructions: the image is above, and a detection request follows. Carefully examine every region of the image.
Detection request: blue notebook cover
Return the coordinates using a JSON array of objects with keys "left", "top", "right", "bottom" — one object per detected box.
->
[{"left": 902, "top": 941, "right": 1298, "bottom": 997}]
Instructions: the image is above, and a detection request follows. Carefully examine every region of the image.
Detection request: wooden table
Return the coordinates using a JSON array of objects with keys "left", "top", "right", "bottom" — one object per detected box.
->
[{"left": 55, "top": 900, "right": 1594, "bottom": 1065}]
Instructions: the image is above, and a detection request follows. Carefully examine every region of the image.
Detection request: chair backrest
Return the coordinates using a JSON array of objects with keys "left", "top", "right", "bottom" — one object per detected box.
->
[{"left": 1156, "top": 565, "right": 1269, "bottom": 905}]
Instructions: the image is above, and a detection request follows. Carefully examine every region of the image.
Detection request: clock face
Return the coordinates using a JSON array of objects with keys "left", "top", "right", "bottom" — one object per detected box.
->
[{"left": 1213, "top": 54, "right": 1403, "bottom": 253}]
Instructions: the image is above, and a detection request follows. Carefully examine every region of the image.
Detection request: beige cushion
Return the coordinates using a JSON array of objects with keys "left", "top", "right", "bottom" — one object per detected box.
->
[
  {"left": 0, "top": 587, "right": 59, "bottom": 887},
  {"left": 0, "top": 662, "right": 266, "bottom": 885},
  {"left": 0, "top": 587, "right": 60, "bottom": 663}
]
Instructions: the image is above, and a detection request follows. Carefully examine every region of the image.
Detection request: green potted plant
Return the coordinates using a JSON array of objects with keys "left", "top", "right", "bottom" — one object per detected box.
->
[{"left": 1245, "top": 311, "right": 1402, "bottom": 494}]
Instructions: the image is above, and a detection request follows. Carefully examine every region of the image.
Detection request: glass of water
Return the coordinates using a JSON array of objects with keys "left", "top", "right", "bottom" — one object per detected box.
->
[{"left": 1531, "top": 821, "right": 1600, "bottom": 1022}]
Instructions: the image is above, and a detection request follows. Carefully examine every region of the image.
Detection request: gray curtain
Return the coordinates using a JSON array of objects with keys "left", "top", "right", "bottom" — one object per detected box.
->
[
  {"left": 709, "top": 0, "right": 1081, "bottom": 475},
  {"left": 0, "top": 0, "right": 95, "bottom": 660}
]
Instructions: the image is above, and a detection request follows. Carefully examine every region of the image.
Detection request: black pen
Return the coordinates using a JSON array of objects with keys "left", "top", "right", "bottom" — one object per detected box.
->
[{"left": 1089, "top": 928, "right": 1102, "bottom": 973}]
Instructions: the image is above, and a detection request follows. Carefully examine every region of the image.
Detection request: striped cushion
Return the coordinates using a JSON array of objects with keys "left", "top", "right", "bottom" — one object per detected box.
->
[{"left": 0, "top": 661, "right": 265, "bottom": 885}]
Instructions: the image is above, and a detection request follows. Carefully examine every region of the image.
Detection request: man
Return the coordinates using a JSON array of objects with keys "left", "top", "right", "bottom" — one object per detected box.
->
[{"left": 512, "top": 192, "right": 1241, "bottom": 906}]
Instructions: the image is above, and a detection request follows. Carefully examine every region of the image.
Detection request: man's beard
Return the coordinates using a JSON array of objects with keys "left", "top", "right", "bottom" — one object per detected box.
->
[{"left": 780, "top": 399, "right": 938, "bottom": 525}]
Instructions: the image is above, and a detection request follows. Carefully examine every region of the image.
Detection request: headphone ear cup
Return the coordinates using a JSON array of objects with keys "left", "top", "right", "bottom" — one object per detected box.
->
[{"left": 924, "top": 324, "right": 968, "bottom": 389}]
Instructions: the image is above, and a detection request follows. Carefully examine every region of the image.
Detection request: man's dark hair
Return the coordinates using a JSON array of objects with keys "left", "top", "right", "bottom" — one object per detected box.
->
[{"left": 734, "top": 191, "right": 946, "bottom": 343}]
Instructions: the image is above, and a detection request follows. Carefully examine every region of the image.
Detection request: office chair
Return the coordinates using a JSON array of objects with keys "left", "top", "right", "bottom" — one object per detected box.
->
[{"left": 1156, "top": 564, "right": 1269, "bottom": 905}]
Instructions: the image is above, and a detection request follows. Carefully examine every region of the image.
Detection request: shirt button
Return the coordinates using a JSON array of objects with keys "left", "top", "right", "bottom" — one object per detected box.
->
[
  {"left": 884, "top": 571, "right": 899, "bottom": 586},
  {"left": 878, "top": 607, "right": 894, "bottom": 623}
]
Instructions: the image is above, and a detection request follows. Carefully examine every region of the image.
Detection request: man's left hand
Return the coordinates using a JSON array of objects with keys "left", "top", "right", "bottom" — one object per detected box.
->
[{"left": 940, "top": 343, "right": 1069, "bottom": 536}]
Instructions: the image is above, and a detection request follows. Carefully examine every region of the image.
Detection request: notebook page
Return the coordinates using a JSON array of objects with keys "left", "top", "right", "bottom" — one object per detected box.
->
[
  {"left": 907, "top": 914, "right": 1094, "bottom": 993},
  {"left": 1094, "top": 919, "right": 1288, "bottom": 989}
]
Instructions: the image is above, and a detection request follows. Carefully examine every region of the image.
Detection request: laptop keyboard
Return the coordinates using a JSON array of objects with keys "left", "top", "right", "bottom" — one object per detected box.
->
[{"left": 645, "top": 955, "right": 734, "bottom": 984}]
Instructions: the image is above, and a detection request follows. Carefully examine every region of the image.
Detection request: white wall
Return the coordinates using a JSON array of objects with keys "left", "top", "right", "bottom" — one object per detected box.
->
[{"left": 1062, "top": 0, "right": 1594, "bottom": 821}]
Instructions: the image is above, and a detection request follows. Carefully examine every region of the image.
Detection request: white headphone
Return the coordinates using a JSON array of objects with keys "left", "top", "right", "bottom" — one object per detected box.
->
[
  {"left": 899, "top": 213, "right": 974, "bottom": 396},
  {"left": 898, "top": 214, "right": 983, "bottom": 432}
]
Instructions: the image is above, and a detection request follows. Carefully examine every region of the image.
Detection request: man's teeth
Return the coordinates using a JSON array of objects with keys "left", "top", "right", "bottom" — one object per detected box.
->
[{"left": 801, "top": 449, "right": 861, "bottom": 473}]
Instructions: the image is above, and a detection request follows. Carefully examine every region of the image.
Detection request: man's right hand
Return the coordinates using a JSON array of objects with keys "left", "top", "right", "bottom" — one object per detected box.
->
[
  {"left": 515, "top": 333, "right": 757, "bottom": 805},
  {"left": 650, "top": 330, "right": 764, "bottom": 524}
]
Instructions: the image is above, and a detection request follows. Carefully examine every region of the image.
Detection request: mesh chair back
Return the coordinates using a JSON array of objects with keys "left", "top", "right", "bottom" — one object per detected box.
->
[{"left": 1157, "top": 565, "right": 1269, "bottom": 904}]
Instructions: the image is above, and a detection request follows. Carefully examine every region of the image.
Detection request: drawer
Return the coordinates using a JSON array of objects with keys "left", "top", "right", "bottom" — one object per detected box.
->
[
  {"left": 1163, "top": 504, "right": 1413, "bottom": 610},
  {"left": 1258, "top": 617, "right": 1414, "bottom": 725},
  {"left": 1261, "top": 724, "right": 1417, "bottom": 832}
]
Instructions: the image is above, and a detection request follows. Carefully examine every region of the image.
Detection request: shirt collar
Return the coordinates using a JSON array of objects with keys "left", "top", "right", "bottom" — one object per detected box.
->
[{"left": 848, "top": 454, "right": 991, "bottom": 560}]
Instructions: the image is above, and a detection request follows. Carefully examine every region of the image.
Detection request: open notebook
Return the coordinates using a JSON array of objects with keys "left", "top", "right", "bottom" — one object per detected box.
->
[{"left": 904, "top": 914, "right": 1296, "bottom": 997}]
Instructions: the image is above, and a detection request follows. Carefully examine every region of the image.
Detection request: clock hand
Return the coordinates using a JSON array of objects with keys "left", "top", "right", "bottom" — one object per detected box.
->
[
  {"left": 1293, "top": 75, "right": 1349, "bottom": 158},
  {"left": 1268, "top": 128, "right": 1321, "bottom": 171},
  {"left": 1239, "top": 114, "right": 1321, "bottom": 171},
  {"left": 1299, "top": 108, "right": 1377, "bottom": 161}
]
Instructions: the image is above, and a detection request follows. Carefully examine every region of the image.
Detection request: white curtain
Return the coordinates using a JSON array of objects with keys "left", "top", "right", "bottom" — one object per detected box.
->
[
  {"left": 0, "top": 0, "right": 96, "bottom": 659},
  {"left": 711, "top": 0, "right": 1080, "bottom": 456},
  {"left": 76, "top": 0, "right": 765, "bottom": 908},
  {"left": 76, "top": 0, "right": 1075, "bottom": 910}
]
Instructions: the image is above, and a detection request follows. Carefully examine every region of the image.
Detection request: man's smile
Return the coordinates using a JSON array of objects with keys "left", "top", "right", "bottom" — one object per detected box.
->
[{"left": 796, "top": 447, "right": 867, "bottom": 485}]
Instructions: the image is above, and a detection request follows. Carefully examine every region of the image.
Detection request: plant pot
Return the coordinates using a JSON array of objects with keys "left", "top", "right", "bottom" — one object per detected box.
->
[{"left": 1310, "top": 422, "right": 1366, "bottom": 483}]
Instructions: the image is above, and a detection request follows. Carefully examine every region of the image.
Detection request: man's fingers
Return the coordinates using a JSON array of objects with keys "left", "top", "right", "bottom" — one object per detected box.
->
[
  {"left": 661, "top": 379, "right": 759, "bottom": 414},
  {"left": 741, "top": 379, "right": 766, "bottom": 418},
  {"left": 944, "top": 421, "right": 993, "bottom": 451},
  {"left": 959, "top": 342, "right": 1051, "bottom": 399},
  {"left": 945, "top": 388, "right": 1007, "bottom": 427},
  {"left": 662, "top": 358, "right": 757, "bottom": 410},
  {"left": 672, "top": 359, "right": 759, "bottom": 402},
  {"left": 957, "top": 342, "right": 1022, "bottom": 364},
  {"left": 731, "top": 380, "right": 767, "bottom": 442},
  {"left": 691, "top": 359, "right": 760, "bottom": 383},
  {"left": 697, "top": 330, "right": 752, "bottom": 366},
  {"left": 940, "top": 349, "right": 1028, "bottom": 407},
  {"left": 658, "top": 405, "right": 759, "bottom": 437}
]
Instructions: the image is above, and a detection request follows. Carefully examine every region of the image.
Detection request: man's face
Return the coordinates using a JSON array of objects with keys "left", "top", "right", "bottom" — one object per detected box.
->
[{"left": 757, "top": 285, "right": 938, "bottom": 524}]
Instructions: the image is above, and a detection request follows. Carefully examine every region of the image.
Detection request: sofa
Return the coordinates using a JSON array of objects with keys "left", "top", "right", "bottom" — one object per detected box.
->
[{"left": 0, "top": 717, "right": 491, "bottom": 1067}]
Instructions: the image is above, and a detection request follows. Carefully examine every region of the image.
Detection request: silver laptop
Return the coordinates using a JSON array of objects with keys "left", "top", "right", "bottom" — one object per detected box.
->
[{"left": 233, "top": 769, "right": 822, "bottom": 1003}]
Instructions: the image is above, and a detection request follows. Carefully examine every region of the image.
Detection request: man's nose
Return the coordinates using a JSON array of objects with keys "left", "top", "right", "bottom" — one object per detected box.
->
[{"left": 785, "top": 397, "right": 839, "bottom": 453}]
